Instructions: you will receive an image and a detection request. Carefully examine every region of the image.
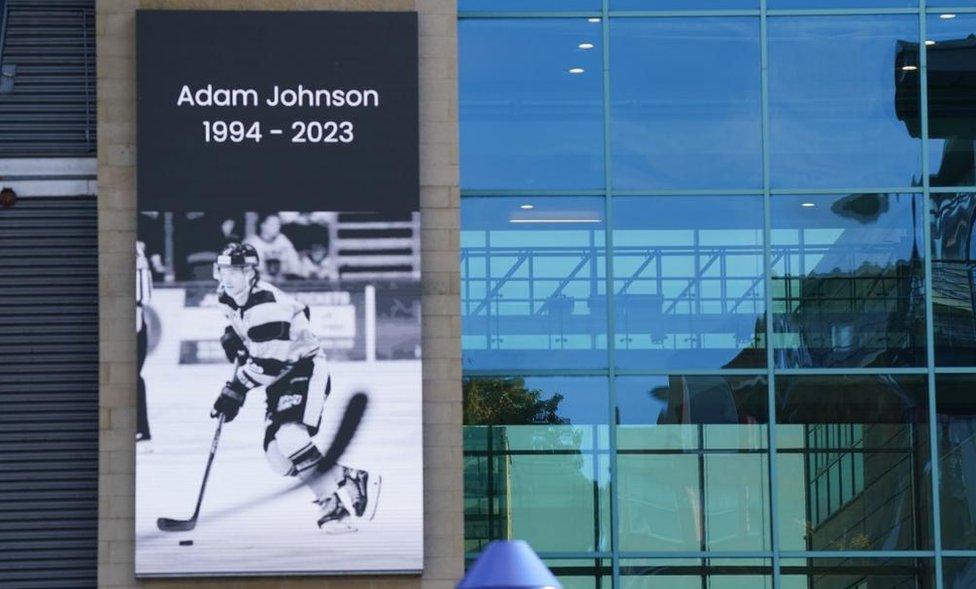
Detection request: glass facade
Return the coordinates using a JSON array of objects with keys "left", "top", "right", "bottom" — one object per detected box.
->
[{"left": 460, "top": 2, "right": 976, "bottom": 587}]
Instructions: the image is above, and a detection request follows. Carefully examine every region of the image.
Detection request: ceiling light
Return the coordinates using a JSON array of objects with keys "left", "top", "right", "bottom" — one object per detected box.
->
[
  {"left": 587, "top": 17, "right": 601, "bottom": 23},
  {"left": 569, "top": 68, "right": 585, "bottom": 74},
  {"left": 579, "top": 42, "right": 595, "bottom": 50},
  {"left": 901, "top": 65, "right": 918, "bottom": 71},
  {"left": 925, "top": 40, "right": 936, "bottom": 46},
  {"left": 801, "top": 202, "right": 815, "bottom": 208},
  {"left": 520, "top": 204, "right": 534, "bottom": 210},
  {"left": 940, "top": 13, "right": 957, "bottom": 19}
]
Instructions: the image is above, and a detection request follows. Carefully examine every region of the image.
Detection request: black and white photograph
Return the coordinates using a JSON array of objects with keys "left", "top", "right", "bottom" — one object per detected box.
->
[{"left": 134, "top": 209, "right": 423, "bottom": 576}]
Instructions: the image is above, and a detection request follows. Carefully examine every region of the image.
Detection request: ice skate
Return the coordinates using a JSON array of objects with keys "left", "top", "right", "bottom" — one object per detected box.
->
[
  {"left": 344, "top": 469, "right": 381, "bottom": 520},
  {"left": 315, "top": 493, "right": 356, "bottom": 534}
]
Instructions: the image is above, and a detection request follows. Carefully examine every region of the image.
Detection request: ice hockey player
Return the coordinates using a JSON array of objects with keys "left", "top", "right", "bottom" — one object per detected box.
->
[{"left": 210, "top": 242, "right": 380, "bottom": 532}]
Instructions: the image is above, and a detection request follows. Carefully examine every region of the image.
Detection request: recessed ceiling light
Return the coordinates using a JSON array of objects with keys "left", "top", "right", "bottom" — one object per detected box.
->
[
  {"left": 940, "top": 13, "right": 957, "bottom": 19},
  {"left": 925, "top": 40, "right": 936, "bottom": 46},
  {"left": 579, "top": 42, "right": 595, "bottom": 50},
  {"left": 587, "top": 17, "right": 601, "bottom": 23},
  {"left": 569, "top": 68, "right": 585, "bottom": 74},
  {"left": 520, "top": 204, "right": 534, "bottom": 210},
  {"left": 801, "top": 202, "right": 815, "bottom": 208},
  {"left": 902, "top": 65, "right": 918, "bottom": 71}
]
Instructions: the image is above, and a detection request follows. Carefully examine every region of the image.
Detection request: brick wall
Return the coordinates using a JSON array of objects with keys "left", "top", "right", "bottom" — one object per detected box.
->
[{"left": 96, "top": 1, "right": 461, "bottom": 587}]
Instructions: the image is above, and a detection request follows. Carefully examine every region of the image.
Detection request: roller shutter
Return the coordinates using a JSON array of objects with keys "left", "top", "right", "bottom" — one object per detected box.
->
[
  {"left": 0, "top": 0, "right": 96, "bottom": 157},
  {"left": 0, "top": 195, "right": 98, "bottom": 588}
]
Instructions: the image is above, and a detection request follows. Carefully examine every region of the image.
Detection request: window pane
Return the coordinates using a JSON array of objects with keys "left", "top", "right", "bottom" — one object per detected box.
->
[
  {"left": 613, "top": 196, "right": 765, "bottom": 370},
  {"left": 931, "top": 194, "right": 976, "bottom": 365},
  {"left": 925, "top": 14, "right": 976, "bottom": 187},
  {"left": 461, "top": 197, "right": 607, "bottom": 370},
  {"left": 780, "top": 558, "right": 935, "bottom": 588},
  {"left": 460, "top": 0, "right": 600, "bottom": 10},
  {"left": 768, "top": 16, "right": 921, "bottom": 189},
  {"left": 945, "top": 558, "right": 976, "bottom": 589},
  {"left": 775, "top": 376, "right": 933, "bottom": 552},
  {"left": 610, "top": 18, "right": 761, "bottom": 191},
  {"left": 935, "top": 375, "right": 976, "bottom": 550},
  {"left": 546, "top": 559, "right": 613, "bottom": 589},
  {"left": 617, "top": 376, "right": 769, "bottom": 552},
  {"left": 463, "top": 377, "right": 610, "bottom": 553},
  {"left": 459, "top": 20, "right": 604, "bottom": 190},
  {"left": 620, "top": 559, "right": 772, "bottom": 589},
  {"left": 771, "top": 194, "right": 926, "bottom": 368}
]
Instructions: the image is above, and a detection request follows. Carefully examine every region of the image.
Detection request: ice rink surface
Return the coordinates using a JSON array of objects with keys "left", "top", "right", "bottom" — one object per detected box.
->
[{"left": 135, "top": 357, "right": 423, "bottom": 576}]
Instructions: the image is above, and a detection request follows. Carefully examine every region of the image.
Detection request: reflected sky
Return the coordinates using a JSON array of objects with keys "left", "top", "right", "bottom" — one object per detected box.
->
[
  {"left": 459, "top": 19, "right": 604, "bottom": 190},
  {"left": 460, "top": 0, "right": 599, "bottom": 10},
  {"left": 611, "top": 19, "right": 762, "bottom": 190},
  {"left": 768, "top": 16, "right": 921, "bottom": 189}
]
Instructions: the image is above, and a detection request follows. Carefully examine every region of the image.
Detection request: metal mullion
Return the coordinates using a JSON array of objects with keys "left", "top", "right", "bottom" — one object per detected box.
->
[
  {"left": 600, "top": 3, "right": 621, "bottom": 587},
  {"left": 942, "top": 550, "right": 976, "bottom": 556},
  {"left": 460, "top": 189, "right": 606, "bottom": 197},
  {"left": 463, "top": 368, "right": 610, "bottom": 377},
  {"left": 929, "top": 185, "right": 976, "bottom": 193},
  {"left": 612, "top": 189, "right": 763, "bottom": 196},
  {"left": 760, "top": 1, "right": 781, "bottom": 586},
  {"left": 770, "top": 187, "right": 925, "bottom": 195},
  {"left": 772, "top": 367, "right": 928, "bottom": 375},
  {"left": 919, "top": 3, "right": 945, "bottom": 586},
  {"left": 458, "top": 11, "right": 603, "bottom": 19},
  {"left": 609, "top": 10, "right": 761, "bottom": 17},
  {"left": 613, "top": 368, "right": 767, "bottom": 376},
  {"left": 925, "top": 6, "right": 976, "bottom": 12},
  {"left": 779, "top": 550, "right": 937, "bottom": 558},
  {"left": 767, "top": 7, "right": 920, "bottom": 16},
  {"left": 934, "top": 366, "right": 976, "bottom": 373}
]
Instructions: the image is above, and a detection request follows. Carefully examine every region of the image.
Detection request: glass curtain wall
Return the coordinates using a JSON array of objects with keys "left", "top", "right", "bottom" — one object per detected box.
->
[{"left": 460, "top": 1, "right": 976, "bottom": 587}]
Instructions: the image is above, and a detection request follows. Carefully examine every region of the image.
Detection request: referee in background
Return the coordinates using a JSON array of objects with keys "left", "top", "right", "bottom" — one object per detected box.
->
[{"left": 136, "top": 241, "right": 153, "bottom": 444}]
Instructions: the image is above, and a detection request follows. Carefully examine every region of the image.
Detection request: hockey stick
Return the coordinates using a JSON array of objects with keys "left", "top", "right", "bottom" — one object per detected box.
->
[{"left": 157, "top": 414, "right": 225, "bottom": 532}]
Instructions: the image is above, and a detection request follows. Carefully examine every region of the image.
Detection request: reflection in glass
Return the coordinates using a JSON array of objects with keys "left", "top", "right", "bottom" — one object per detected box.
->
[
  {"left": 613, "top": 197, "right": 765, "bottom": 370},
  {"left": 921, "top": 15, "right": 976, "bottom": 187},
  {"left": 459, "top": 20, "right": 604, "bottom": 190},
  {"left": 610, "top": 19, "right": 762, "bottom": 190},
  {"left": 945, "top": 558, "right": 976, "bottom": 589},
  {"left": 461, "top": 197, "right": 607, "bottom": 370},
  {"left": 619, "top": 559, "right": 773, "bottom": 588},
  {"left": 545, "top": 559, "right": 612, "bottom": 589},
  {"left": 776, "top": 376, "right": 932, "bottom": 551},
  {"left": 931, "top": 194, "right": 976, "bottom": 365},
  {"left": 617, "top": 376, "right": 769, "bottom": 552},
  {"left": 780, "top": 558, "right": 935, "bottom": 588},
  {"left": 463, "top": 377, "right": 610, "bottom": 553},
  {"left": 936, "top": 376, "right": 976, "bottom": 549},
  {"left": 771, "top": 194, "right": 926, "bottom": 368},
  {"left": 768, "top": 16, "right": 921, "bottom": 188}
]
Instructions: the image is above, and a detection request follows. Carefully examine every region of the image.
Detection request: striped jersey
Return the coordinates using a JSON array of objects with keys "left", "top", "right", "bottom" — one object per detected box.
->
[
  {"left": 218, "top": 280, "right": 320, "bottom": 389},
  {"left": 136, "top": 241, "right": 153, "bottom": 332}
]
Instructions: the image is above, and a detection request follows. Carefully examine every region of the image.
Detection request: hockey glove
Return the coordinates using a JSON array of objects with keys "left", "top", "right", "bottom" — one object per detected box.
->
[
  {"left": 220, "top": 326, "right": 248, "bottom": 363},
  {"left": 211, "top": 380, "right": 247, "bottom": 422}
]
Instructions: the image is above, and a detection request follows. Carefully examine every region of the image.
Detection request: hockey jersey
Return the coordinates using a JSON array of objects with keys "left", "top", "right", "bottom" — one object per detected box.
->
[{"left": 218, "top": 280, "right": 320, "bottom": 390}]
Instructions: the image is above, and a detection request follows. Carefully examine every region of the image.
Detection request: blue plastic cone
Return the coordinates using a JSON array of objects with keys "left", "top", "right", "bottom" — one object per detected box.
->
[{"left": 457, "top": 540, "right": 562, "bottom": 589}]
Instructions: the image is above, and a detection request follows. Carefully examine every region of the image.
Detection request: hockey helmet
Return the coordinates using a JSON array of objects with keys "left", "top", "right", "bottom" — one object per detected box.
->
[{"left": 213, "top": 242, "right": 260, "bottom": 281}]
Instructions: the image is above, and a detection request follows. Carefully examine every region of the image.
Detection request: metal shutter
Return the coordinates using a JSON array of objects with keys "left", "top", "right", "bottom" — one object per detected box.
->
[
  {"left": 0, "top": 195, "right": 98, "bottom": 589},
  {"left": 0, "top": 0, "right": 96, "bottom": 157}
]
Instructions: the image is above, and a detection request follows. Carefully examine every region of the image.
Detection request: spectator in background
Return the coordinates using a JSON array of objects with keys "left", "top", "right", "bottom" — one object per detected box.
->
[
  {"left": 245, "top": 213, "right": 304, "bottom": 281},
  {"left": 300, "top": 242, "right": 339, "bottom": 281}
]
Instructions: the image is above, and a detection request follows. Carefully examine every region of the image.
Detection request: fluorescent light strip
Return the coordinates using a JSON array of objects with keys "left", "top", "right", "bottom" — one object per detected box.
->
[{"left": 510, "top": 218, "right": 602, "bottom": 224}]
